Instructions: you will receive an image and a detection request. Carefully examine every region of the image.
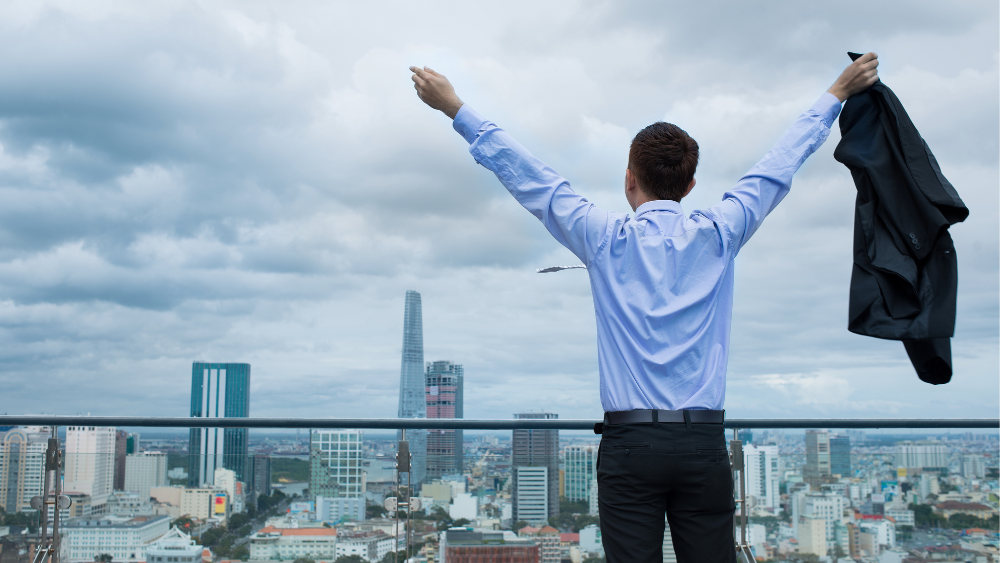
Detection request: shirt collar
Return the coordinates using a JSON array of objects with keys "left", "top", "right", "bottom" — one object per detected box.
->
[{"left": 634, "top": 199, "right": 684, "bottom": 220}]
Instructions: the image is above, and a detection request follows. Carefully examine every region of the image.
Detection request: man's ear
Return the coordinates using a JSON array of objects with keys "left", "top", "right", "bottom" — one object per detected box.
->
[{"left": 681, "top": 178, "right": 696, "bottom": 198}]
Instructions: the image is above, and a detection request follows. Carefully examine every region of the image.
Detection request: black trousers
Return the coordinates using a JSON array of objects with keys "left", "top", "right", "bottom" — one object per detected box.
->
[{"left": 597, "top": 421, "right": 736, "bottom": 563}]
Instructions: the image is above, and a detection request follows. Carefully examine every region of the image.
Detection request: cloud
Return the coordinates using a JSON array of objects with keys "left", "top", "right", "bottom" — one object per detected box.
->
[{"left": 0, "top": 0, "right": 994, "bottom": 423}]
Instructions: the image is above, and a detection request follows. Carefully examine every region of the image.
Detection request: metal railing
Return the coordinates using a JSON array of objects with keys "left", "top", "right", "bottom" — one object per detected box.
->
[
  {"left": 5, "top": 414, "right": 995, "bottom": 563},
  {"left": 1, "top": 415, "right": 996, "bottom": 429}
]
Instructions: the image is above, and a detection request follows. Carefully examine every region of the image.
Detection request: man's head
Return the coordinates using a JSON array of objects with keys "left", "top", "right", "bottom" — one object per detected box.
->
[{"left": 625, "top": 122, "right": 699, "bottom": 209}]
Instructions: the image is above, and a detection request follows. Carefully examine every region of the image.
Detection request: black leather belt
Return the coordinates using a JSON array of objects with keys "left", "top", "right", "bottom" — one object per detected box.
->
[{"left": 605, "top": 409, "right": 725, "bottom": 425}]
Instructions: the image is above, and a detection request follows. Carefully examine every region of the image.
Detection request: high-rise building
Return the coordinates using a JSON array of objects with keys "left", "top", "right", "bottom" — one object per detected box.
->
[
  {"left": 397, "top": 290, "right": 427, "bottom": 486},
  {"left": 187, "top": 362, "right": 251, "bottom": 487},
  {"left": 126, "top": 434, "right": 139, "bottom": 454},
  {"left": 425, "top": 360, "right": 464, "bottom": 480},
  {"left": 804, "top": 430, "right": 831, "bottom": 488},
  {"left": 894, "top": 441, "right": 948, "bottom": 470},
  {"left": 247, "top": 454, "right": 271, "bottom": 499},
  {"left": 962, "top": 454, "right": 986, "bottom": 479},
  {"left": 830, "top": 435, "right": 851, "bottom": 478},
  {"left": 113, "top": 430, "right": 128, "bottom": 491},
  {"left": 0, "top": 427, "right": 50, "bottom": 513},
  {"left": 124, "top": 452, "right": 168, "bottom": 498},
  {"left": 512, "top": 413, "right": 559, "bottom": 521},
  {"left": 563, "top": 445, "right": 597, "bottom": 503},
  {"left": 310, "top": 430, "right": 364, "bottom": 499},
  {"left": 64, "top": 426, "right": 116, "bottom": 511},
  {"left": 743, "top": 444, "right": 779, "bottom": 509}
]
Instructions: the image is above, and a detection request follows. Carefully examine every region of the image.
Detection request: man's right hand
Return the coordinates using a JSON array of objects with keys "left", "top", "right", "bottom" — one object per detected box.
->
[
  {"left": 828, "top": 52, "right": 879, "bottom": 102},
  {"left": 410, "top": 66, "right": 464, "bottom": 120}
]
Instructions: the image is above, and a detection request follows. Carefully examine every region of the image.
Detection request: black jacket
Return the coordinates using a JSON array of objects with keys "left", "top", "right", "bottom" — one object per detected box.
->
[{"left": 833, "top": 70, "right": 968, "bottom": 384}]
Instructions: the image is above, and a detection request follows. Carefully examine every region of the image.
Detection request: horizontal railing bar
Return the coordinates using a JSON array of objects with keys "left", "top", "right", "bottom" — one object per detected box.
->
[{"left": 0, "top": 416, "right": 996, "bottom": 430}]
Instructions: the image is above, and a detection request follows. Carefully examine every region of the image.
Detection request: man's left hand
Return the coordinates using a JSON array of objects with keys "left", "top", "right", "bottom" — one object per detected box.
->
[{"left": 410, "top": 66, "right": 463, "bottom": 119}]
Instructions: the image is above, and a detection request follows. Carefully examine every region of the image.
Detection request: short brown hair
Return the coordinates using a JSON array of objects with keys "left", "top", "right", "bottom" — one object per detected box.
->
[{"left": 628, "top": 122, "right": 699, "bottom": 201}]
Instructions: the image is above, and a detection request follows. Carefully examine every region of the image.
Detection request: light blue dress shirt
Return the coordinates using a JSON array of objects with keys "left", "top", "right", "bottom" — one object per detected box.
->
[{"left": 453, "top": 93, "right": 843, "bottom": 411}]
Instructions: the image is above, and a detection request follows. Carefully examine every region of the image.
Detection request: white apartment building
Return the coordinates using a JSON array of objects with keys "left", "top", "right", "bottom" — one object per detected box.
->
[
  {"left": 894, "top": 441, "right": 948, "bottom": 469},
  {"left": 107, "top": 492, "right": 153, "bottom": 517},
  {"left": 794, "top": 492, "right": 847, "bottom": 542},
  {"left": 213, "top": 468, "right": 245, "bottom": 514},
  {"left": 145, "top": 526, "right": 203, "bottom": 563},
  {"left": 514, "top": 466, "right": 549, "bottom": 523},
  {"left": 884, "top": 507, "right": 915, "bottom": 527},
  {"left": 962, "top": 454, "right": 986, "bottom": 479},
  {"left": 179, "top": 488, "right": 221, "bottom": 520},
  {"left": 0, "top": 427, "right": 50, "bottom": 513},
  {"left": 335, "top": 531, "right": 394, "bottom": 562},
  {"left": 65, "top": 427, "right": 116, "bottom": 510},
  {"left": 562, "top": 445, "right": 597, "bottom": 503},
  {"left": 743, "top": 444, "right": 779, "bottom": 509},
  {"left": 797, "top": 516, "right": 827, "bottom": 557},
  {"left": 316, "top": 497, "right": 365, "bottom": 522},
  {"left": 310, "top": 430, "right": 365, "bottom": 498},
  {"left": 124, "top": 453, "right": 168, "bottom": 498},
  {"left": 249, "top": 526, "right": 338, "bottom": 561},
  {"left": 60, "top": 514, "right": 171, "bottom": 563}
]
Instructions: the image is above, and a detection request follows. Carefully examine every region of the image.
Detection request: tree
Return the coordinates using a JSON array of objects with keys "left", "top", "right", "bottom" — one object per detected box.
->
[
  {"left": 229, "top": 545, "right": 250, "bottom": 561},
  {"left": 453, "top": 518, "right": 471, "bottom": 527},
  {"left": 292, "top": 558, "right": 316, "bottom": 563},
  {"left": 367, "top": 502, "right": 387, "bottom": 519},
  {"left": 172, "top": 516, "right": 194, "bottom": 531},
  {"left": 573, "top": 514, "right": 600, "bottom": 532},
  {"left": 94, "top": 555, "right": 113, "bottom": 563},
  {"left": 333, "top": 556, "right": 366, "bottom": 563},
  {"left": 513, "top": 520, "right": 529, "bottom": 532}
]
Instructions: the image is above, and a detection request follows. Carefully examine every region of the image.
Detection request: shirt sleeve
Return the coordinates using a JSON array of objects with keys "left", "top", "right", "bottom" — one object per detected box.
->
[
  {"left": 707, "top": 92, "right": 842, "bottom": 255},
  {"left": 453, "top": 105, "right": 614, "bottom": 265}
]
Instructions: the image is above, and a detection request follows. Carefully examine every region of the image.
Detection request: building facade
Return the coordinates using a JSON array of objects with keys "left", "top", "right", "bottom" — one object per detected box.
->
[
  {"left": 425, "top": 361, "right": 464, "bottom": 481},
  {"left": 113, "top": 430, "right": 128, "bottom": 492},
  {"left": 512, "top": 413, "right": 559, "bottom": 521},
  {"left": 514, "top": 467, "right": 549, "bottom": 523},
  {"left": 310, "top": 430, "right": 364, "bottom": 499},
  {"left": 804, "top": 430, "right": 831, "bottom": 488},
  {"left": 397, "top": 290, "right": 427, "bottom": 486},
  {"left": 145, "top": 526, "right": 202, "bottom": 563},
  {"left": 187, "top": 362, "right": 250, "bottom": 487},
  {"left": 124, "top": 453, "right": 168, "bottom": 498},
  {"left": 743, "top": 444, "right": 779, "bottom": 509},
  {"left": 64, "top": 426, "right": 116, "bottom": 511},
  {"left": 249, "top": 526, "right": 338, "bottom": 561},
  {"left": 60, "top": 515, "right": 171, "bottom": 563},
  {"left": 0, "top": 427, "right": 49, "bottom": 513},
  {"left": 563, "top": 446, "right": 597, "bottom": 504},
  {"left": 440, "top": 529, "right": 540, "bottom": 563},
  {"left": 830, "top": 435, "right": 851, "bottom": 478},
  {"left": 894, "top": 441, "right": 948, "bottom": 470},
  {"left": 248, "top": 454, "right": 271, "bottom": 499},
  {"left": 316, "top": 496, "right": 365, "bottom": 523},
  {"left": 335, "top": 531, "right": 394, "bottom": 562}
]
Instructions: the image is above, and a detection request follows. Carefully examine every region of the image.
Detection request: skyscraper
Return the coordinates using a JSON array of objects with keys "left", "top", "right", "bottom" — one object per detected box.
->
[
  {"left": 0, "top": 427, "right": 50, "bottom": 513},
  {"left": 425, "top": 361, "right": 464, "bottom": 480},
  {"left": 310, "top": 430, "right": 364, "bottom": 498},
  {"left": 187, "top": 362, "right": 251, "bottom": 487},
  {"left": 829, "top": 435, "right": 851, "bottom": 478},
  {"left": 397, "top": 290, "right": 426, "bottom": 485},
  {"left": 113, "top": 430, "right": 128, "bottom": 491},
  {"left": 563, "top": 445, "right": 597, "bottom": 503},
  {"left": 804, "top": 430, "right": 831, "bottom": 489},
  {"left": 64, "top": 426, "right": 116, "bottom": 510},
  {"left": 512, "top": 412, "right": 559, "bottom": 521}
]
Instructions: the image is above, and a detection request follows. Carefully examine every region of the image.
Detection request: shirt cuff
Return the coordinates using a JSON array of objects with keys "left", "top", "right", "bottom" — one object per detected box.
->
[
  {"left": 811, "top": 92, "right": 843, "bottom": 129},
  {"left": 452, "top": 104, "right": 489, "bottom": 144}
]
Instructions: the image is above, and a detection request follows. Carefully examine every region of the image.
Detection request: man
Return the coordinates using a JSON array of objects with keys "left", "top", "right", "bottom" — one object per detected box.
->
[{"left": 410, "top": 54, "right": 878, "bottom": 562}]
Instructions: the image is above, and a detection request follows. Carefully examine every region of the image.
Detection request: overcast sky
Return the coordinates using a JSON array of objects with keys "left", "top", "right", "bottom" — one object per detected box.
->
[{"left": 0, "top": 0, "right": 996, "bottom": 423}]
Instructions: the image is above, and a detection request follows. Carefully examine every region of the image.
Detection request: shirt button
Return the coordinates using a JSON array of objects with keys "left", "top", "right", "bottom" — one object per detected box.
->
[{"left": 624, "top": 449, "right": 630, "bottom": 456}]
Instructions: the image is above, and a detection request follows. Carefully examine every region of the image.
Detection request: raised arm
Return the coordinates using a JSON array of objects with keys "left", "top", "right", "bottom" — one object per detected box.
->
[
  {"left": 709, "top": 53, "right": 879, "bottom": 253},
  {"left": 410, "top": 66, "right": 613, "bottom": 264}
]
